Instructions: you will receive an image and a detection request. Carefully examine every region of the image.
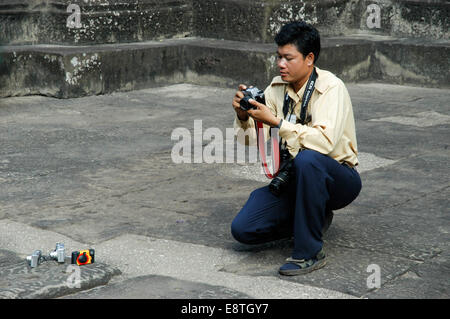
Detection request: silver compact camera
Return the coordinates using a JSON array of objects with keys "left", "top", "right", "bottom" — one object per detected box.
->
[
  {"left": 26, "top": 250, "right": 43, "bottom": 268},
  {"left": 26, "top": 243, "right": 66, "bottom": 267},
  {"left": 49, "top": 243, "right": 65, "bottom": 263}
]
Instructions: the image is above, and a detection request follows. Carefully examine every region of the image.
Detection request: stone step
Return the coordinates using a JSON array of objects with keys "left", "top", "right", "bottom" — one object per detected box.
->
[
  {"left": 0, "top": 0, "right": 193, "bottom": 45},
  {"left": 61, "top": 274, "right": 252, "bottom": 299},
  {"left": 0, "top": 0, "right": 447, "bottom": 46},
  {"left": 194, "top": 0, "right": 449, "bottom": 42},
  {"left": 0, "top": 258, "right": 120, "bottom": 299},
  {"left": 1, "top": 36, "right": 448, "bottom": 98}
]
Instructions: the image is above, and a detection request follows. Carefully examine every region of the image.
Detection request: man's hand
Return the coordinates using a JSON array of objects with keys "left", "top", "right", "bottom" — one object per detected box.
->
[
  {"left": 232, "top": 84, "right": 250, "bottom": 122},
  {"left": 247, "top": 99, "right": 281, "bottom": 128}
]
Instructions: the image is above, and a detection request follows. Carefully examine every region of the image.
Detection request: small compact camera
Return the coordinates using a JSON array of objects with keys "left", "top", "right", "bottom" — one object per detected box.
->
[
  {"left": 26, "top": 250, "right": 43, "bottom": 268},
  {"left": 49, "top": 243, "right": 66, "bottom": 263},
  {"left": 71, "top": 249, "right": 95, "bottom": 266},
  {"left": 239, "top": 87, "right": 265, "bottom": 111}
]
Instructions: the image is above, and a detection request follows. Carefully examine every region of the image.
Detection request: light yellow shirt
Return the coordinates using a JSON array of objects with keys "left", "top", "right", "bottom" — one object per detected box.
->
[{"left": 234, "top": 67, "right": 359, "bottom": 166}]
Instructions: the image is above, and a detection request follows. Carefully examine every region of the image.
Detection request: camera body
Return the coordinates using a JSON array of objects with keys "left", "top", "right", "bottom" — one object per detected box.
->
[
  {"left": 269, "top": 149, "right": 294, "bottom": 196},
  {"left": 239, "top": 87, "right": 265, "bottom": 111},
  {"left": 49, "top": 243, "right": 65, "bottom": 263},
  {"left": 24, "top": 243, "right": 96, "bottom": 268},
  {"left": 26, "top": 250, "right": 42, "bottom": 268},
  {"left": 239, "top": 85, "right": 293, "bottom": 197},
  {"left": 72, "top": 249, "right": 95, "bottom": 266}
]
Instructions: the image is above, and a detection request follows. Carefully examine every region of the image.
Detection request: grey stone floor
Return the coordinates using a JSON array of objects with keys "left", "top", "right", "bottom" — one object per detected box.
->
[{"left": 0, "top": 82, "right": 448, "bottom": 299}]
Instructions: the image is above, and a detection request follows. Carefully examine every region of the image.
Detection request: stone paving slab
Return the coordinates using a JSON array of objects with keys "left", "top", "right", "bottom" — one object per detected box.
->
[
  {"left": 87, "top": 233, "right": 357, "bottom": 299},
  {"left": 0, "top": 220, "right": 122, "bottom": 299},
  {"left": 0, "top": 82, "right": 448, "bottom": 299},
  {"left": 0, "top": 221, "right": 355, "bottom": 299},
  {"left": 62, "top": 275, "right": 251, "bottom": 299},
  {"left": 0, "top": 249, "right": 22, "bottom": 268},
  {"left": 0, "top": 258, "right": 120, "bottom": 299}
]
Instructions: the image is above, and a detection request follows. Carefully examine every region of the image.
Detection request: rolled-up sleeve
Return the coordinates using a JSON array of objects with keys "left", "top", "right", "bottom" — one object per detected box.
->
[{"left": 234, "top": 115, "right": 257, "bottom": 146}]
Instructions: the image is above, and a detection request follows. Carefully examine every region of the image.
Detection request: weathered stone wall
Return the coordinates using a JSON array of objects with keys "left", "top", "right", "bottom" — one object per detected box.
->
[
  {"left": 1, "top": 36, "right": 448, "bottom": 98},
  {"left": 0, "top": 0, "right": 448, "bottom": 97},
  {"left": 193, "top": 0, "right": 449, "bottom": 42},
  {"left": 0, "top": 0, "right": 194, "bottom": 45},
  {"left": 1, "top": 0, "right": 448, "bottom": 46}
]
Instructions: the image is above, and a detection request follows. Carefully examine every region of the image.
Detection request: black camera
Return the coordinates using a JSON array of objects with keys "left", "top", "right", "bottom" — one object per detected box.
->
[
  {"left": 239, "top": 87, "right": 265, "bottom": 111},
  {"left": 269, "top": 149, "right": 294, "bottom": 196}
]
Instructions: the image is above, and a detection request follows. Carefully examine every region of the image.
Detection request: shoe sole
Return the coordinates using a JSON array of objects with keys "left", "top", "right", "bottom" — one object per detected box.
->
[{"left": 278, "top": 259, "right": 327, "bottom": 276}]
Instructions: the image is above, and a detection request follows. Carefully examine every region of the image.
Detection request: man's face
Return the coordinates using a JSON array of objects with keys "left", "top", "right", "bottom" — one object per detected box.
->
[{"left": 276, "top": 43, "right": 313, "bottom": 88}]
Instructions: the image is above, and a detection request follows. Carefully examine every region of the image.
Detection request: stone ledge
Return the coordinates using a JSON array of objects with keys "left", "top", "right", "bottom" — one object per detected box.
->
[
  {"left": 0, "top": 0, "right": 448, "bottom": 46},
  {"left": 0, "top": 36, "right": 448, "bottom": 98},
  {"left": 0, "top": 256, "right": 121, "bottom": 299},
  {"left": 194, "top": 0, "right": 449, "bottom": 42},
  {"left": 0, "top": 0, "right": 193, "bottom": 45},
  {"left": 61, "top": 274, "right": 251, "bottom": 299}
]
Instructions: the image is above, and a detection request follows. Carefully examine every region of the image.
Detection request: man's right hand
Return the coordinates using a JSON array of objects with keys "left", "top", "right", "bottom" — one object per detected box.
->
[{"left": 232, "top": 84, "right": 249, "bottom": 122}]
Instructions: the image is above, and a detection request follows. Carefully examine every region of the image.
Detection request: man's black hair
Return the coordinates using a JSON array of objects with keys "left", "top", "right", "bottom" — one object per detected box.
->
[{"left": 274, "top": 21, "right": 321, "bottom": 63}]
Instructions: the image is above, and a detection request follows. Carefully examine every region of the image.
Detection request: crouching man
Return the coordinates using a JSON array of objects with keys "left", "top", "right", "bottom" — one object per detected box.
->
[{"left": 231, "top": 21, "right": 362, "bottom": 275}]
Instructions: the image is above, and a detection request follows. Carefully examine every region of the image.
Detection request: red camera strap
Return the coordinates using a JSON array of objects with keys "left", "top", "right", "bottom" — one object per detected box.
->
[{"left": 256, "top": 121, "right": 280, "bottom": 179}]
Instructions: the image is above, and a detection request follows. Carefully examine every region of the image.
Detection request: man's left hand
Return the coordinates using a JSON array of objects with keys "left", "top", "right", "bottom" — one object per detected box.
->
[{"left": 247, "top": 99, "right": 281, "bottom": 127}]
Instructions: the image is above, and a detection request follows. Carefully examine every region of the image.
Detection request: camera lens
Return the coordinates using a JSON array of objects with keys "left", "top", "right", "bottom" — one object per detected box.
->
[
  {"left": 269, "top": 159, "right": 293, "bottom": 196},
  {"left": 269, "top": 171, "right": 289, "bottom": 196},
  {"left": 269, "top": 179, "right": 282, "bottom": 196},
  {"left": 78, "top": 253, "right": 87, "bottom": 264}
]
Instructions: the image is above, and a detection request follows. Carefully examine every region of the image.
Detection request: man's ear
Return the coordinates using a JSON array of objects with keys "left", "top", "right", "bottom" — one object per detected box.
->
[{"left": 306, "top": 52, "right": 315, "bottom": 66}]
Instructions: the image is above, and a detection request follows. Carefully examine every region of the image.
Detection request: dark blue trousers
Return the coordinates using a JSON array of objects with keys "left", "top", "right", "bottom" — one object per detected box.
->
[{"left": 231, "top": 150, "right": 362, "bottom": 260}]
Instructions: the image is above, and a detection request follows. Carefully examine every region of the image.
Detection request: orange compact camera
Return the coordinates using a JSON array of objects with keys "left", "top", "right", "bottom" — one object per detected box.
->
[{"left": 71, "top": 249, "right": 95, "bottom": 266}]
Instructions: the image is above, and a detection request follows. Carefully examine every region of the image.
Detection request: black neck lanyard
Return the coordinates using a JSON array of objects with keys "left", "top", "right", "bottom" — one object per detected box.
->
[{"left": 282, "top": 67, "right": 317, "bottom": 125}]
